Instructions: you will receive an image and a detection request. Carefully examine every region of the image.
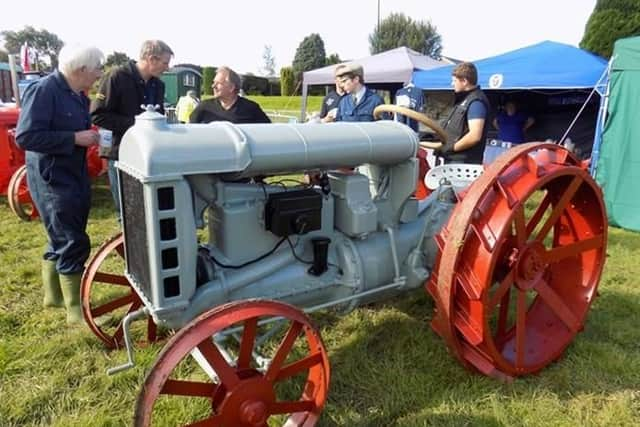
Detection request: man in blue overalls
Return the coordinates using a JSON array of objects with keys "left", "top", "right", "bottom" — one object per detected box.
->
[{"left": 16, "top": 44, "right": 105, "bottom": 324}]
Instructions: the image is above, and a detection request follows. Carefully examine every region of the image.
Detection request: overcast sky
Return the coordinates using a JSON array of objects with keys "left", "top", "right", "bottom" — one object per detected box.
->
[{"left": 3, "top": 0, "right": 597, "bottom": 74}]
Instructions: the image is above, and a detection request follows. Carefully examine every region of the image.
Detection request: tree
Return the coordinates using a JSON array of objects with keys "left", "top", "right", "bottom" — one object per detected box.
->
[
  {"left": 326, "top": 53, "right": 342, "bottom": 65},
  {"left": 369, "top": 13, "right": 442, "bottom": 59},
  {"left": 291, "top": 34, "right": 326, "bottom": 95},
  {"left": 202, "top": 66, "right": 216, "bottom": 96},
  {"left": 105, "top": 51, "right": 131, "bottom": 68},
  {"left": 1, "top": 26, "right": 64, "bottom": 71},
  {"left": 261, "top": 45, "right": 276, "bottom": 77},
  {"left": 580, "top": 0, "right": 640, "bottom": 58},
  {"left": 280, "top": 66, "right": 295, "bottom": 97},
  {"left": 0, "top": 49, "right": 8, "bottom": 62},
  {"left": 292, "top": 34, "right": 326, "bottom": 79}
]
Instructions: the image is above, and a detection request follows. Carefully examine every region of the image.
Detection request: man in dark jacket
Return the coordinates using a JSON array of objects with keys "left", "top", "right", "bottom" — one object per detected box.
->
[
  {"left": 90, "top": 40, "right": 173, "bottom": 216},
  {"left": 319, "top": 66, "right": 345, "bottom": 123},
  {"left": 189, "top": 66, "right": 271, "bottom": 124},
  {"left": 438, "top": 62, "right": 490, "bottom": 164}
]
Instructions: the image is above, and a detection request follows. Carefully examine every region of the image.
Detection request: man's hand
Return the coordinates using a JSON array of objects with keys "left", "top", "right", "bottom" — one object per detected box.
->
[
  {"left": 437, "top": 140, "right": 456, "bottom": 155},
  {"left": 75, "top": 129, "right": 99, "bottom": 147}
]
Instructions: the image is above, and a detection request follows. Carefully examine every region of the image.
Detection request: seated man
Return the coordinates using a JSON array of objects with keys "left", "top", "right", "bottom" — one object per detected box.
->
[
  {"left": 190, "top": 66, "right": 271, "bottom": 124},
  {"left": 493, "top": 100, "right": 535, "bottom": 144},
  {"left": 335, "top": 63, "right": 384, "bottom": 122},
  {"left": 320, "top": 65, "right": 346, "bottom": 123}
]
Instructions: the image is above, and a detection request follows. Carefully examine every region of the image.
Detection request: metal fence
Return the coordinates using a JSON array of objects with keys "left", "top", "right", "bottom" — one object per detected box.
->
[{"left": 264, "top": 110, "right": 298, "bottom": 124}]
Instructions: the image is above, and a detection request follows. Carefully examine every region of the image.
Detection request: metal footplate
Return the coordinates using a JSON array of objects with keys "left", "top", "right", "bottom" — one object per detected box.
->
[{"left": 424, "top": 163, "right": 484, "bottom": 190}]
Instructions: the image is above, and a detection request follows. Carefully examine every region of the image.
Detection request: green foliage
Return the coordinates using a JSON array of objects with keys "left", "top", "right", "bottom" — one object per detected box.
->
[
  {"left": 594, "top": 0, "right": 640, "bottom": 13},
  {"left": 292, "top": 33, "right": 326, "bottom": 81},
  {"left": 0, "top": 26, "right": 64, "bottom": 71},
  {"left": 201, "top": 66, "right": 216, "bottom": 96},
  {"left": 369, "top": 12, "right": 442, "bottom": 59},
  {"left": 326, "top": 53, "right": 341, "bottom": 66},
  {"left": 104, "top": 51, "right": 131, "bottom": 68},
  {"left": 242, "top": 74, "right": 269, "bottom": 95},
  {"left": 0, "top": 49, "right": 8, "bottom": 62},
  {"left": 267, "top": 79, "right": 281, "bottom": 96},
  {"left": 581, "top": 0, "right": 640, "bottom": 57},
  {"left": 280, "top": 66, "right": 295, "bottom": 97}
]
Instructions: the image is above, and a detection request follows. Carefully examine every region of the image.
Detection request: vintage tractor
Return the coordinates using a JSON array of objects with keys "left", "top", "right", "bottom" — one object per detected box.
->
[
  {"left": 0, "top": 104, "right": 105, "bottom": 220},
  {"left": 80, "top": 107, "right": 607, "bottom": 426}
]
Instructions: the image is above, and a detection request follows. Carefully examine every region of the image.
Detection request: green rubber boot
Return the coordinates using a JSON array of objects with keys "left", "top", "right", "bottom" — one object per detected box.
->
[
  {"left": 60, "top": 273, "right": 83, "bottom": 324},
  {"left": 42, "top": 260, "right": 64, "bottom": 308}
]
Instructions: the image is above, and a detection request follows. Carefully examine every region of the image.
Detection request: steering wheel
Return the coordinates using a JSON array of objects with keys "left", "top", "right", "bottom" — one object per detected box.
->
[{"left": 373, "top": 104, "right": 446, "bottom": 150}]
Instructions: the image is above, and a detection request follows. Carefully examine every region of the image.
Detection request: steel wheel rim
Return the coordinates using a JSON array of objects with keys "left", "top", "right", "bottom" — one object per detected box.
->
[
  {"left": 134, "top": 299, "right": 330, "bottom": 427},
  {"left": 427, "top": 143, "right": 607, "bottom": 379},
  {"left": 81, "top": 232, "right": 157, "bottom": 349},
  {"left": 8, "top": 165, "right": 39, "bottom": 221}
]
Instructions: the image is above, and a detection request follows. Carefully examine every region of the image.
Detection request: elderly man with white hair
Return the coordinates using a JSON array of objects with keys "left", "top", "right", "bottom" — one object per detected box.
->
[{"left": 16, "top": 44, "right": 104, "bottom": 324}]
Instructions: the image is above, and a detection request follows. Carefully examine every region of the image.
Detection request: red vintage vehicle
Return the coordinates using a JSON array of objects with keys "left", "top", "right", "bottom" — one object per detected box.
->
[{"left": 0, "top": 105, "right": 105, "bottom": 220}]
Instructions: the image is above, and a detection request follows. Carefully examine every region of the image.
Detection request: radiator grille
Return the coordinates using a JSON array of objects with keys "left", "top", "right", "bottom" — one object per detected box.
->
[{"left": 120, "top": 171, "right": 152, "bottom": 299}]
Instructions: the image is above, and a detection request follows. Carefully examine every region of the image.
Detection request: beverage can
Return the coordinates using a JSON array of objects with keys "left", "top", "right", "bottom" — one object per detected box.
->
[{"left": 98, "top": 128, "right": 113, "bottom": 157}]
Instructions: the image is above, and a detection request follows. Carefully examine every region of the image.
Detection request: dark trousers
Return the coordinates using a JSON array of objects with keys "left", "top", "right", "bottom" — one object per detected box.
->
[{"left": 26, "top": 161, "right": 91, "bottom": 274}]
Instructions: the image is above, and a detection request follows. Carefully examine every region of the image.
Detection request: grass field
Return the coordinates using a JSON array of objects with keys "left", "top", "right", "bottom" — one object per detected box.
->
[
  {"left": 1, "top": 172, "right": 640, "bottom": 426},
  {"left": 191, "top": 95, "right": 327, "bottom": 121}
]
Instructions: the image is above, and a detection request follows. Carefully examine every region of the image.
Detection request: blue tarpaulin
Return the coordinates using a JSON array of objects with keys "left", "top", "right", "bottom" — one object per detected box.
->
[{"left": 412, "top": 41, "right": 607, "bottom": 90}]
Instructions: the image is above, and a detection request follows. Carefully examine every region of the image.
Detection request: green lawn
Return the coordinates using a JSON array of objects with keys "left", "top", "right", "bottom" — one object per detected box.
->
[
  {"left": 196, "top": 95, "right": 326, "bottom": 119},
  {"left": 0, "top": 176, "right": 639, "bottom": 426}
]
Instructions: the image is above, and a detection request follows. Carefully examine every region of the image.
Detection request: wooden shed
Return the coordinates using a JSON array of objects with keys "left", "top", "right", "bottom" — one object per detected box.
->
[{"left": 161, "top": 66, "right": 202, "bottom": 106}]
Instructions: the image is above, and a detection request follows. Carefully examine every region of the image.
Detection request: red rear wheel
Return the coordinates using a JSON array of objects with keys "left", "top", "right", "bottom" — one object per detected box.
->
[{"left": 427, "top": 143, "right": 607, "bottom": 379}]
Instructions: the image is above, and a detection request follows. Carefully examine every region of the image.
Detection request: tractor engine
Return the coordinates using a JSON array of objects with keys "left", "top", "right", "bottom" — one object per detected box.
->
[{"left": 117, "top": 110, "right": 454, "bottom": 330}]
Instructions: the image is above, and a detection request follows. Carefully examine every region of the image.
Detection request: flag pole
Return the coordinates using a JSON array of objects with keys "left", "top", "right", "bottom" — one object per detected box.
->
[{"left": 8, "top": 55, "right": 21, "bottom": 108}]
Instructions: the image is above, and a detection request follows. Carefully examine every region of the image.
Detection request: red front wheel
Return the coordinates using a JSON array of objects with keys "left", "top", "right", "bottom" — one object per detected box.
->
[
  {"left": 135, "top": 299, "right": 331, "bottom": 426},
  {"left": 81, "top": 233, "right": 159, "bottom": 349}
]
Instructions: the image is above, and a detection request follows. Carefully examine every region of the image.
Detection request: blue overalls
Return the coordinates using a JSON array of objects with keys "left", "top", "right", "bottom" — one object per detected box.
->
[{"left": 16, "top": 71, "right": 92, "bottom": 274}]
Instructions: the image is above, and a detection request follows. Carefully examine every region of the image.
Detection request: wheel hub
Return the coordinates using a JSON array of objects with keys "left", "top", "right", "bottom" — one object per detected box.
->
[
  {"left": 240, "top": 400, "right": 268, "bottom": 425},
  {"left": 515, "top": 241, "right": 548, "bottom": 290},
  {"left": 216, "top": 375, "right": 276, "bottom": 425}
]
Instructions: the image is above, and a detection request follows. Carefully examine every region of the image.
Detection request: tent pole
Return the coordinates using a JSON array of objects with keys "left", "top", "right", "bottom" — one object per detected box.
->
[
  {"left": 300, "top": 83, "right": 308, "bottom": 122},
  {"left": 558, "top": 62, "right": 612, "bottom": 147},
  {"left": 589, "top": 56, "right": 615, "bottom": 177}
]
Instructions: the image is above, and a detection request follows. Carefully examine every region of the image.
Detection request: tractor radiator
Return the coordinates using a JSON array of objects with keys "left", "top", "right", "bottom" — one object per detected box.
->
[{"left": 120, "top": 171, "right": 152, "bottom": 298}]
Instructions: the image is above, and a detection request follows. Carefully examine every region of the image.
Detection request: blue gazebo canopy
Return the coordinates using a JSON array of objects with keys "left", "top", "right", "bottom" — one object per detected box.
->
[{"left": 412, "top": 40, "right": 607, "bottom": 90}]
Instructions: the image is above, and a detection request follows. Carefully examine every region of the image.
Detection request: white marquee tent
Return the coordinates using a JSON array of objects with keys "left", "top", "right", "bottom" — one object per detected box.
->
[{"left": 300, "top": 46, "right": 446, "bottom": 119}]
